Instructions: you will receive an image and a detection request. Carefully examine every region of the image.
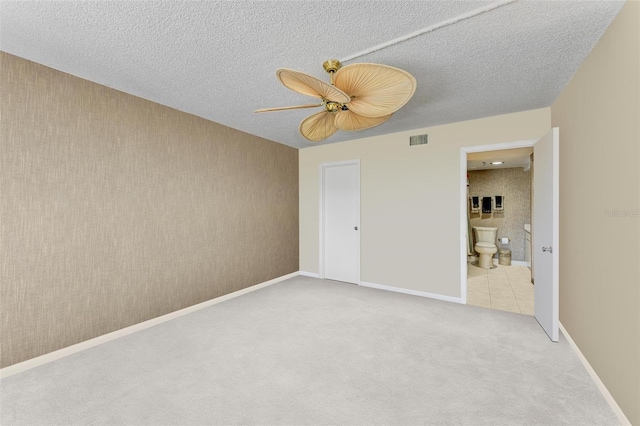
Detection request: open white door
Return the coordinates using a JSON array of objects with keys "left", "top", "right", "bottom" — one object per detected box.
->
[{"left": 533, "top": 128, "right": 559, "bottom": 342}]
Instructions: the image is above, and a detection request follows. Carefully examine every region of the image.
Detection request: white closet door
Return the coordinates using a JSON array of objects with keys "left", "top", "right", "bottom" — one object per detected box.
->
[{"left": 322, "top": 162, "right": 360, "bottom": 284}]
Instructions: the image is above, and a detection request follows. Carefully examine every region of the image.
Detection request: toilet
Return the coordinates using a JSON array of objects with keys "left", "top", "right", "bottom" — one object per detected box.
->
[{"left": 473, "top": 226, "right": 498, "bottom": 269}]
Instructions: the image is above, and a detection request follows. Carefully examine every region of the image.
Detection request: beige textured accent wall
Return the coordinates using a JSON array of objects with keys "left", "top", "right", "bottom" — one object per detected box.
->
[
  {"left": 300, "top": 108, "right": 550, "bottom": 298},
  {"left": 0, "top": 52, "right": 299, "bottom": 368},
  {"left": 468, "top": 168, "right": 531, "bottom": 261},
  {"left": 551, "top": 1, "right": 639, "bottom": 423}
]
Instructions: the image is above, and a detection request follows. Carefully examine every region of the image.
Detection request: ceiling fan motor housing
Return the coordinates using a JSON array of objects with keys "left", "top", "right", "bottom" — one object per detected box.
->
[{"left": 325, "top": 101, "right": 342, "bottom": 113}]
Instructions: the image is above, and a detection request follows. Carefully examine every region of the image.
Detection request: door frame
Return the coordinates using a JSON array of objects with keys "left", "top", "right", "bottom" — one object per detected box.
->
[
  {"left": 459, "top": 139, "right": 536, "bottom": 304},
  {"left": 319, "top": 159, "right": 361, "bottom": 281}
]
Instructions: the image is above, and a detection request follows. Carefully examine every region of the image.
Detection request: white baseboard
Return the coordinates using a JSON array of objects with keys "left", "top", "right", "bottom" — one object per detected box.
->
[
  {"left": 559, "top": 322, "right": 631, "bottom": 425},
  {"left": 0, "top": 271, "right": 299, "bottom": 380},
  {"left": 359, "top": 281, "right": 462, "bottom": 304},
  {"left": 299, "top": 271, "right": 320, "bottom": 278}
]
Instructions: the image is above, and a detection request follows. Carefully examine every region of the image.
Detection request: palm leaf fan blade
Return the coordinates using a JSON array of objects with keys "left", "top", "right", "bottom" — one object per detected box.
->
[
  {"left": 334, "top": 64, "right": 416, "bottom": 118},
  {"left": 334, "top": 110, "right": 393, "bottom": 131},
  {"left": 254, "top": 104, "right": 323, "bottom": 113},
  {"left": 277, "top": 69, "right": 350, "bottom": 103},
  {"left": 299, "top": 111, "right": 338, "bottom": 142}
]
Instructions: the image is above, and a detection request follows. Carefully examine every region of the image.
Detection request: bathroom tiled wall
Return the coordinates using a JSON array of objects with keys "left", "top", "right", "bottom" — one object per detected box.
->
[{"left": 468, "top": 168, "right": 531, "bottom": 261}]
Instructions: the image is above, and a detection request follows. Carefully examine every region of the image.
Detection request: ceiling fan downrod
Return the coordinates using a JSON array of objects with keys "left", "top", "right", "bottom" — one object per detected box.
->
[{"left": 322, "top": 59, "right": 342, "bottom": 85}]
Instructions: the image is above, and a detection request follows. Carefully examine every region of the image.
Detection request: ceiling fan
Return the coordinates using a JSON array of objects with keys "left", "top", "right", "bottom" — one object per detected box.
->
[{"left": 254, "top": 60, "right": 417, "bottom": 142}]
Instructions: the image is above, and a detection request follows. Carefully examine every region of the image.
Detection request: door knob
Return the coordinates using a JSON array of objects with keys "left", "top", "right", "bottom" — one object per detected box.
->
[
  {"left": 354, "top": 226, "right": 358, "bottom": 230},
  {"left": 542, "top": 246, "right": 552, "bottom": 253}
]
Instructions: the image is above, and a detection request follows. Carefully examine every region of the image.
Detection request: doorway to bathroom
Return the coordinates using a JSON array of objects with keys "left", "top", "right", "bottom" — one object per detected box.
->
[
  {"left": 465, "top": 146, "right": 534, "bottom": 315},
  {"left": 460, "top": 130, "right": 560, "bottom": 341}
]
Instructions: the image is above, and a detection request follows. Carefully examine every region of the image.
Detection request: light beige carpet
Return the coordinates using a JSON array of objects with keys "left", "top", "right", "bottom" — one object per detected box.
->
[{"left": 1, "top": 276, "right": 617, "bottom": 425}]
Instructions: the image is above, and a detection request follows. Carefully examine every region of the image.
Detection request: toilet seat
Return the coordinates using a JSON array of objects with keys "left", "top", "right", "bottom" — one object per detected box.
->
[{"left": 475, "top": 242, "right": 496, "bottom": 250}]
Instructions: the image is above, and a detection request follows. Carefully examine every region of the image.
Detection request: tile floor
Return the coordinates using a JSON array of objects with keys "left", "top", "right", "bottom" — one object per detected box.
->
[{"left": 467, "top": 262, "right": 534, "bottom": 315}]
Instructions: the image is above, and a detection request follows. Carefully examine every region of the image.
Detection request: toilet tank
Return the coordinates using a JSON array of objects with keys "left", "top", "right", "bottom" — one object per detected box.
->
[{"left": 473, "top": 226, "right": 498, "bottom": 243}]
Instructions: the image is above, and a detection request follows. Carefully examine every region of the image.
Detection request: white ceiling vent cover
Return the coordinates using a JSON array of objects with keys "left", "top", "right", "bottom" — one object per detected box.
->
[{"left": 410, "top": 134, "right": 428, "bottom": 146}]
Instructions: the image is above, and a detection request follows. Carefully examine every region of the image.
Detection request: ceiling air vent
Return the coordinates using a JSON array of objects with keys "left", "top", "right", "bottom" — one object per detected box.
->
[{"left": 410, "top": 134, "right": 428, "bottom": 146}]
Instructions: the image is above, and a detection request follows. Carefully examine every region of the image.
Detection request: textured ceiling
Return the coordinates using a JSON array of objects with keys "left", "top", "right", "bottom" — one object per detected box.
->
[{"left": 0, "top": 1, "right": 624, "bottom": 149}]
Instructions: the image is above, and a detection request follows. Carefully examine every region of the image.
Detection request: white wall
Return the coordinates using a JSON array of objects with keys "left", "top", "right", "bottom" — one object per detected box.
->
[{"left": 300, "top": 108, "right": 550, "bottom": 298}]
